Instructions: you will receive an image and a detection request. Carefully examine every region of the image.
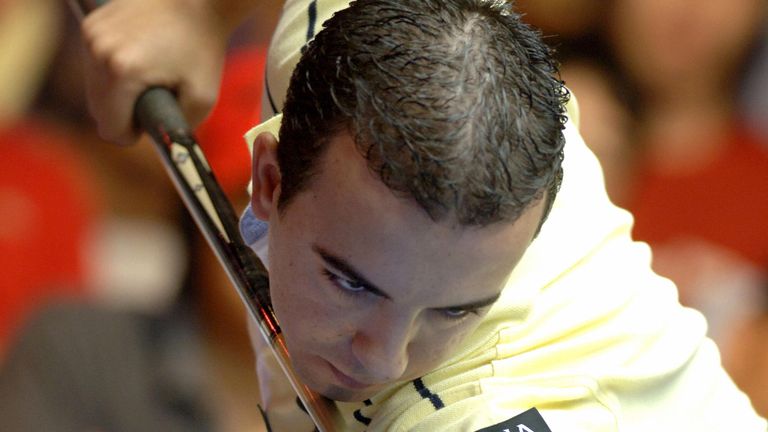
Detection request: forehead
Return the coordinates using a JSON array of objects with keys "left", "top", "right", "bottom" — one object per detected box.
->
[{"left": 280, "top": 131, "right": 545, "bottom": 304}]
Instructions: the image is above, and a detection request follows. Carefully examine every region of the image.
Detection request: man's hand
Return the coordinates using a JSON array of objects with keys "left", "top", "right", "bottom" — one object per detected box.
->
[{"left": 80, "top": 0, "right": 234, "bottom": 145}]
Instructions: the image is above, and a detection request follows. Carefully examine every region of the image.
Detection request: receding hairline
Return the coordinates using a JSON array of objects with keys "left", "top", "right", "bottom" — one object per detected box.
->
[{"left": 278, "top": 125, "right": 555, "bottom": 233}]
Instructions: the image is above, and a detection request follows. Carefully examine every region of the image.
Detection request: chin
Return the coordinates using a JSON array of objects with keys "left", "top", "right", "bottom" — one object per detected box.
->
[{"left": 296, "top": 354, "right": 383, "bottom": 402}]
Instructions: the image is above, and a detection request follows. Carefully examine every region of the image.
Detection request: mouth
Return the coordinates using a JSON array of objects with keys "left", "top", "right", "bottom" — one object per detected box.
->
[{"left": 328, "top": 362, "right": 371, "bottom": 390}]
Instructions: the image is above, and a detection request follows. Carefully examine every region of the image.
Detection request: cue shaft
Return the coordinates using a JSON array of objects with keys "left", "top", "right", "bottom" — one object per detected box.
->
[{"left": 70, "top": 1, "right": 342, "bottom": 429}]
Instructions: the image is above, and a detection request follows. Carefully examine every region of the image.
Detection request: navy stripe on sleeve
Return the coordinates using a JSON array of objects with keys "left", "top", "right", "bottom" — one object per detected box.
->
[
  {"left": 353, "top": 408, "right": 373, "bottom": 426},
  {"left": 263, "top": 64, "right": 279, "bottom": 115},
  {"left": 307, "top": 0, "right": 318, "bottom": 41},
  {"left": 263, "top": 0, "right": 318, "bottom": 116},
  {"left": 413, "top": 378, "right": 445, "bottom": 410},
  {"left": 353, "top": 399, "right": 374, "bottom": 425}
]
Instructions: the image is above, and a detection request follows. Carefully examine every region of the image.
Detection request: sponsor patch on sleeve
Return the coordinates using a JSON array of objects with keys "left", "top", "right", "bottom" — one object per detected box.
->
[{"left": 475, "top": 407, "right": 553, "bottom": 432}]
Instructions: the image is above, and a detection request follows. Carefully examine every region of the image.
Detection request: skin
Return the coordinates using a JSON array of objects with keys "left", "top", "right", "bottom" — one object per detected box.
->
[
  {"left": 610, "top": 0, "right": 764, "bottom": 96},
  {"left": 250, "top": 130, "right": 547, "bottom": 402},
  {"left": 80, "top": 0, "right": 260, "bottom": 144}
]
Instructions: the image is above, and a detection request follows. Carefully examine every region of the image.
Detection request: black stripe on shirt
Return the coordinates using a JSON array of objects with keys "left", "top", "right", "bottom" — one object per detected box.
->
[
  {"left": 300, "top": 0, "right": 318, "bottom": 56},
  {"left": 353, "top": 399, "right": 374, "bottom": 425},
  {"left": 263, "top": 64, "right": 279, "bottom": 115},
  {"left": 353, "top": 408, "right": 373, "bottom": 426},
  {"left": 306, "top": 0, "right": 318, "bottom": 41},
  {"left": 413, "top": 378, "right": 445, "bottom": 410},
  {"left": 264, "top": 0, "right": 318, "bottom": 116}
]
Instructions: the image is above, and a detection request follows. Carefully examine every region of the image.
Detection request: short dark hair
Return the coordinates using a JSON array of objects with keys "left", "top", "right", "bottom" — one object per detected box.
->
[{"left": 278, "top": 0, "right": 568, "bottom": 227}]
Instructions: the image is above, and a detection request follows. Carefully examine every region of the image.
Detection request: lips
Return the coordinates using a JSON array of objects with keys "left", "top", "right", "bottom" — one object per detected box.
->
[{"left": 328, "top": 362, "right": 371, "bottom": 390}]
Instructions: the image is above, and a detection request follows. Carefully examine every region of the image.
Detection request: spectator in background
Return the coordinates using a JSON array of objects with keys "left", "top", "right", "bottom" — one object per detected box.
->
[
  {"left": 515, "top": 0, "right": 605, "bottom": 42},
  {"left": 516, "top": 0, "right": 638, "bottom": 206},
  {"left": 0, "top": 120, "right": 102, "bottom": 358},
  {"left": 0, "top": 0, "right": 101, "bottom": 358},
  {"left": 608, "top": 0, "right": 768, "bottom": 416},
  {"left": 2, "top": 1, "right": 283, "bottom": 430}
]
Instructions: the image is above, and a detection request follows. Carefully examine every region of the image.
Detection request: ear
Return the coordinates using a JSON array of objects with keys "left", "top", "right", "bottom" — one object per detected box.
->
[{"left": 250, "top": 132, "right": 281, "bottom": 220}]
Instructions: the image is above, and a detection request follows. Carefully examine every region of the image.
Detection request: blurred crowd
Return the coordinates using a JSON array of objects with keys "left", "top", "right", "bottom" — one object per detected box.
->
[
  {"left": 0, "top": 0, "right": 766, "bottom": 430},
  {"left": 0, "top": 0, "right": 281, "bottom": 430}
]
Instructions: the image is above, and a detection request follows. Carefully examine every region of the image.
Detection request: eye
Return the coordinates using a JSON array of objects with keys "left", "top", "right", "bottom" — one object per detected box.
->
[
  {"left": 323, "top": 269, "right": 367, "bottom": 293},
  {"left": 441, "top": 307, "right": 474, "bottom": 320},
  {"left": 336, "top": 276, "right": 367, "bottom": 293}
]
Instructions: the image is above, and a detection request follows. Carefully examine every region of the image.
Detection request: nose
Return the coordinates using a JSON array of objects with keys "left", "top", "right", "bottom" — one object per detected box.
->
[{"left": 351, "top": 307, "right": 416, "bottom": 383}]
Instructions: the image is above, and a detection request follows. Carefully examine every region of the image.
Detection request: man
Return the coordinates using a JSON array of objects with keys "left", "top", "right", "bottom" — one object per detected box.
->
[{"left": 81, "top": 0, "right": 767, "bottom": 430}]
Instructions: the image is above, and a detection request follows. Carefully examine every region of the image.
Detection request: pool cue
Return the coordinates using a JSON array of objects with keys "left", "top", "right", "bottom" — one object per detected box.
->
[{"left": 70, "top": 1, "right": 342, "bottom": 430}]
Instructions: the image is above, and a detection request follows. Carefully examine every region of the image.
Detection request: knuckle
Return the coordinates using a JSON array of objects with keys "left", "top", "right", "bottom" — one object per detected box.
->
[
  {"left": 106, "top": 49, "right": 140, "bottom": 79},
  {"left": 82, "top": 20, "right": 111, "bottom": 58},
  {"left": 80, "top": 17, "right": 98, "bottom": 43}
]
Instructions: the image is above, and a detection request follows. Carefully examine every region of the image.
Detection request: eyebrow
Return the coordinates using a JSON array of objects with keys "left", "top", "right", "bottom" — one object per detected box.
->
[
  {"left": 313, "top": 244, "right": 392, "bottom": 299},
  {"left": 446, "top": 292, "right": 501, "bottom": 312},
  {"left": 312, "top": 244, "right": 503, "bottom": 311}
]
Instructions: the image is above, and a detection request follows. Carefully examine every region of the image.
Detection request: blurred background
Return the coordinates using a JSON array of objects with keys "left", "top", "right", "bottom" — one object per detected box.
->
[{"left": 0, "top": 0, "right": 766, "bottom": 430}]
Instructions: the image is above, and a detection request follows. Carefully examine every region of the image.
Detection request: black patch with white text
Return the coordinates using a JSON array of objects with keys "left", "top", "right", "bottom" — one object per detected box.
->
[{"left": 475, "top": 408, "right": 553, "bottom": 432}]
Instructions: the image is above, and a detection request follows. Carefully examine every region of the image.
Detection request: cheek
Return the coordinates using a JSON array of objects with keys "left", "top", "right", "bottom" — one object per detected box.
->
[
  {"left": 409, "top": 323, "right": 478, "bottom": 372},
  {"left": 269, "top": 251, "right": 319, "bottom": 340},
  {"left": 269, "top": 253, "right": 355, "bottom": 351}
]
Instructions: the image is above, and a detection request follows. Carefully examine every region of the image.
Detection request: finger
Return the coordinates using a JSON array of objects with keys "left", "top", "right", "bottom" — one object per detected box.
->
[
  {"left": 83, "top": 50, "right": 143, "bottom": 145},
  {"left": 81, "top": 6, "right": 148, "bottom": 144}
]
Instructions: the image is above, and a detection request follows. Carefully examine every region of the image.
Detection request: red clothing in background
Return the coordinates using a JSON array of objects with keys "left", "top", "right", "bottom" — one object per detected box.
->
[
  {"left": 196, "top": 46, "right": 267, "bottom": 198},
  {"left": 0, "top": 120, "right": 102, "bottom": 354},
  {"left": 629, "top": 127, "right": 768, "bottom": 268}
]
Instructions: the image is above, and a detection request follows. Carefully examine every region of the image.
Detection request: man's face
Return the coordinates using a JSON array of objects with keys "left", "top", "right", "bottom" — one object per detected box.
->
[{"left": 261, "top": 131, "right": 545, "bottom": 402}]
